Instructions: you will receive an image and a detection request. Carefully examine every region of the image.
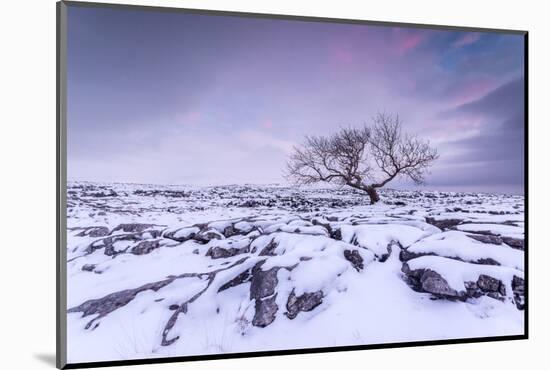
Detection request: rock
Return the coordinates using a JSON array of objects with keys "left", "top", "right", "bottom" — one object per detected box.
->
[
  {"left": 401, "top": 263, "right": 461, "bottom": 300},
  {"left": 378, "top": 241, "right": 397, "bottom": 263},
  {"left": 68, "top": 278, "right": 174, "bottom": 329},
  {"left": 343, "top": 250, "right": 364, "bottom": 271},
  {"left": 420, "top": 270, "right": 461, "bottom": 299},
  {"left": 110, "top": 223, "right": 155, "bottom": 234},
  {"left": 330, "top": 228, "right": 342, "bottom": 240},
  {"left": 250, "top": 262, "right": 280, "bottom": 327},
  {"left": 486, "top": 292, "right": 505, "bottom": 301},
  {"left": 477, "top": 274, "right": 505, "bottom": 294},
  {"left": 206, "top": 245, "right": 249, "bottom": 259},
  {"left": 464, "top": 281, "right": 483, "bottom": 298},
  {"left": 240, "top": 200, "right": 261, "bottom": 208},
  {"left": 476, "top": 258, "right": 500, "bottom": 266},
  {"left": 425, "top": 217, "right": 462, "bottom": 230},
  {"left": 400, "top": 251, "right": 500, "bottom": 267},
  {"left": 82, "top": 264, "right": 96, "bottom": 272},
  {"left": 131, "top": 240, "right": 161, "bottom": 255},
  {"left": 512, "top": 275, "right": 525, "bottom": 309},
  {"left": 502, "top": 237, "right": 524, "bottom": 250},
  {"left": 464, "top": 275, "right": 506, "bottom": 301},
  {"left": 134, "top": 189, "right": 188, "bottom": 198},
  {"left": 218, "top": 269, "right": 253, "bottom": 292},
  {"left": 250, "top": 262, "right": 279, "bottom": 299},
  {"left": 285, "top": 289, "right": 323, "bottom": 319},
  {"left": 252, "top": 294, "right": 278, "bottom": 328},
  {"left": 467, "top": 234, "right": 503, "bottom": 245},
  {"left": 86, "top": 233, "right": 142, "bottom": 256},
  {"left": 164, "top": 226, "right": 203, "bottom": 242},
  {"left": 222, "top": 225, "right": 237, "bottom": 238},
  {"left": 86, "top": 189, "right": 118, "bottom": 198},
  {"left": 399, "top": 249, "right": 428, "bottom": 262},
  {"left": 258, "top": 239, "right": 278, "bottom": 256},
  {"left": 76, "top": 226, "right": 110, "bottom": 238},
  {"left": 194, "top": 229, "right": 224, "bottom": 244}
]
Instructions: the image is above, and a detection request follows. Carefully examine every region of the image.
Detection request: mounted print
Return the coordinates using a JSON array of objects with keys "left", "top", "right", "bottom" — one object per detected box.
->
[{"left": 57, "top": 1, "right": 528, "bottom": 368}]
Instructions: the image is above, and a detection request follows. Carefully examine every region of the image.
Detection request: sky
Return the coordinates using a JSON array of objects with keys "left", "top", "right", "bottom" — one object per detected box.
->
[{"left": 67, "top": 6, "right": 525, "bottom": 194}]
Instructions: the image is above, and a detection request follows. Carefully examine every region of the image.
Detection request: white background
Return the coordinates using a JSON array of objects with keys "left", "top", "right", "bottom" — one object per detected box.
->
[{"left": 1, "top": 0, "right": 548, "bottom": 368}]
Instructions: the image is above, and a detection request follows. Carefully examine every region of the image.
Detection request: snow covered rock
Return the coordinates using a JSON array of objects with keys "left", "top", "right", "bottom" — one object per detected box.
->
[
  {"left": 425, "top": 217, "right": 463, "bottom": 230},
  {"left": 110, "top": 223, "right": 160, "bottom": 235},
  {"left": 164, "top": 226, "right": 202, "bottom": 242},
  {"left": 400, "top": 231, "right": 523, "bottom": 270},
  {"left": 402, "top": 255, "right": 524, "bottom": 306}
]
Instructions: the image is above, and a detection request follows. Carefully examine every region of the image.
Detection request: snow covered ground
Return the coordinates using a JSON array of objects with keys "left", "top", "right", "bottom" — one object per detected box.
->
[{"left": 65, "top": 182, "right": 525, "bottom": 364}]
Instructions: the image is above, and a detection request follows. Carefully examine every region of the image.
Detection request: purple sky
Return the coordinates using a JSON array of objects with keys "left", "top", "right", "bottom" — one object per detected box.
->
[{"left": 67, "top": 6, "right": 525, "bottom": 194}]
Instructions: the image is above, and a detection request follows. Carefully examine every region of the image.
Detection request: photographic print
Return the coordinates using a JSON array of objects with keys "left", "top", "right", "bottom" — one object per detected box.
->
[{"left": 58, "top": 1, "right": 527, "bottom": 367}]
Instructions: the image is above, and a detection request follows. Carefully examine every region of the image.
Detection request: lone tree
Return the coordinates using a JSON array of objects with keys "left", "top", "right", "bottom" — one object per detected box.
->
[{"left": 285, "top": 113, "right": 439, "bottom": 204}]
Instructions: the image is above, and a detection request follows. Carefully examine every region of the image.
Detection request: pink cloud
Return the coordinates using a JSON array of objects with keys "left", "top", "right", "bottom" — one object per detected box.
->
[
  {"left": 453, "top": 33, "right": 481, "bottom": 48},
  {"left": 261, "top": 119, "right": 273, "bottom": 129},
  {"left": 396, "top": 33, "right": 423, "bottom": 55},
  {"left": 451, "top": 78, "right": 497, "bottom": 106}
]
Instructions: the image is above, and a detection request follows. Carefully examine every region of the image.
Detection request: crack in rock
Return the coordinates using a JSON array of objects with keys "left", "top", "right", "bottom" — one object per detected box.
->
[
  {"left": 160, "top": 257, "right": 250, "bottom": 346},
  {"left": 425, "top": 217, "right": 463, "bottom": 230},
  {"left": 467, "top": 234, "right": 503, "bottom": 245},
  {"left": 68, "top": 279, "right": 175, "bottom": 330},
  {"left": 399, "top": 249, "right": 500, "bottom": 266}
]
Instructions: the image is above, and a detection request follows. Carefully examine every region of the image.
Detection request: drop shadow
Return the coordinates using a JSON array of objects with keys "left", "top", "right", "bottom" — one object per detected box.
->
[{"left": 34, "top": 353, "right": 56, "bottom": 367}]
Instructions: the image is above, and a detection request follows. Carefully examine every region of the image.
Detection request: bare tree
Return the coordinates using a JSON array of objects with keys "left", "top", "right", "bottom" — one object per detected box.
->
[{"left": 285, "top": 113, "right": 439, "bottom": 204}]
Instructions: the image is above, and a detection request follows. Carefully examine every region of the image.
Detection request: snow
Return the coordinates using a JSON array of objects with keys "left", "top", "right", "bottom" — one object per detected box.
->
[
  {"left": 65, "top": 182, "right": 525, "bottom": 364},
  {"left": 338, "top": 223, "right": 434, "bottom": 256},
  {"left": 172, "top": 226, "right": 200, "bottom": 239},
  {"left": 406, "top": 231, "right": 524, "bottom": 270},
  {"left": 456, "top": 223, "right": 524, "bottom": 238}
]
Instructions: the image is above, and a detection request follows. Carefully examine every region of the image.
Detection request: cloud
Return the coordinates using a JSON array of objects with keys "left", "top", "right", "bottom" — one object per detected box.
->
[
  {"left": 396, "top": 32, "right": 424, "bottom": 55},
  {"left": 430, "top": 77, "right": 525, "bottom": 192},
  {"left": 452, "top": 33, "right": 481, "bottom": 48},
  {"left": 447, "top": 78, "right": 524, "bottom": 120}
]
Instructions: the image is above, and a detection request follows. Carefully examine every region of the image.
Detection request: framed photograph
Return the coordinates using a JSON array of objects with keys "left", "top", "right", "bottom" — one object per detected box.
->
[{"left": 57, "top": 1, "right": 528, "bottom": 368}]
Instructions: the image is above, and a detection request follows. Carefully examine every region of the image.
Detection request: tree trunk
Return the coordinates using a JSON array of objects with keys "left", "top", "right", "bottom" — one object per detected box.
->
[{"left": 366, "top": 186, "right": 380, "bottom": 204}]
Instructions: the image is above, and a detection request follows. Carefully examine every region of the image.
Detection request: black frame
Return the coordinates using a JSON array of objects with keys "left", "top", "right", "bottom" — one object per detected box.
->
[{"left": 56, "top": 1, "right": 529, "bottom": 368}]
